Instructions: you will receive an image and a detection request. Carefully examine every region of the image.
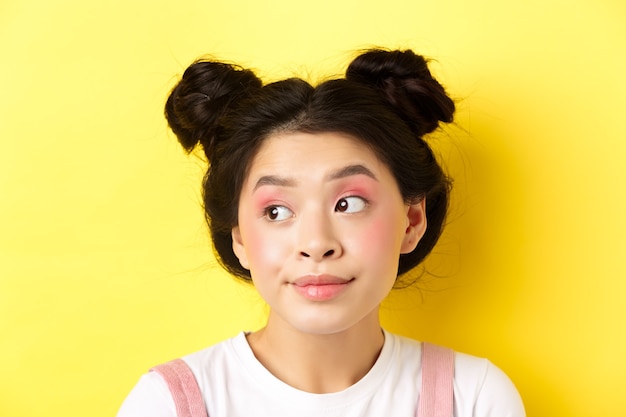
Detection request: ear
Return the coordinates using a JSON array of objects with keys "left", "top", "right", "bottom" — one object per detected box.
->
[
  {"left": 231, "top": 226, "right": 250, "bottom": 270},
  {"left": 400, "top": 198, "right": 427, "bottom": 254}
]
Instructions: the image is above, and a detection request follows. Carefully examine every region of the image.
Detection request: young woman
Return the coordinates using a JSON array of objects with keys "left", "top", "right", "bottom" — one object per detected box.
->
[{"left": 118, "top": 49, "right": 525, "bottom": 416}]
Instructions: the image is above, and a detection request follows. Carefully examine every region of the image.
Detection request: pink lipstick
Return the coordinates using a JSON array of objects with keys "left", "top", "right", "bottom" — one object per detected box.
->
[{"left": 291, "top": 275, "right": 353, "bottom": 301}]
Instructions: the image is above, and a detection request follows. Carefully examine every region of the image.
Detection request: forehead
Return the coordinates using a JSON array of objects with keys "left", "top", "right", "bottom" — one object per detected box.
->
[{"left": 247, "top": 131, "right": 384, "bottom": 175}]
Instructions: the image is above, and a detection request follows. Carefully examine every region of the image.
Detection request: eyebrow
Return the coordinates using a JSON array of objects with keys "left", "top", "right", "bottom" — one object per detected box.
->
[
  {"left": 253, "top": 175, "right": 297, "bottom": 190},
  {"left": 253, "top": 164, "right": 378, "bottom": 191},
  {"left": 327, "top": 164, "right": 378, "bottom": 182}
]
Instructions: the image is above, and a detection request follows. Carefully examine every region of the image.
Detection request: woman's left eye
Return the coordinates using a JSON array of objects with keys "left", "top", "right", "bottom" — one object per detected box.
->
[{"left": 335, "top": 196, "right": 367, "bottom": 213}]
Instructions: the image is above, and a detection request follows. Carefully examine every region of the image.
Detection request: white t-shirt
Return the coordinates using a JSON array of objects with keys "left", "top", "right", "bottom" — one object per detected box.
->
[{"left": 117, "top": 330, "right": 525, "bottom": 417}]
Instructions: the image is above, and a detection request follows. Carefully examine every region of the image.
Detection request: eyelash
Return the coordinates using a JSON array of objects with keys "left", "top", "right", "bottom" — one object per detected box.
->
[
  {"left": 335, "top": 195, "right": 368, "bottom": 213},
  {"left": 262, "top": 196, "right": 369, "bottom": 222},
  {"left": 263, "top": 205, "right": 293, "bottom": 221}
]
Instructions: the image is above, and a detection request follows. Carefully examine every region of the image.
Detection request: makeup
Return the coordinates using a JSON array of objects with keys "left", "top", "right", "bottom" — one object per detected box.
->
[{"left": 291, "top": 275, "right": 354, "bottom": 301}]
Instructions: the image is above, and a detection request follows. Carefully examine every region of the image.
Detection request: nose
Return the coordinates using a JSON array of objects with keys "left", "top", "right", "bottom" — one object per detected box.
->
[{"left": 297, "top": 211, "right": 342, "bottom": 261}]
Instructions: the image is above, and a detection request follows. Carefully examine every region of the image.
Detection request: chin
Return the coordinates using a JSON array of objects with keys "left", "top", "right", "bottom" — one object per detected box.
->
[{"left": 283, "top": 309, "right": 376, "bottom": 337}]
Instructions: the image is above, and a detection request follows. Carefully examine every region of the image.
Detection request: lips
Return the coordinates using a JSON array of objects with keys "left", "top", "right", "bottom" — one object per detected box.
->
[
  {"left": 292, "top": 274, "right": 351, "bottom": 287},
  {"left": 291, "top": 274, "right": 353, "bottom": 301}
]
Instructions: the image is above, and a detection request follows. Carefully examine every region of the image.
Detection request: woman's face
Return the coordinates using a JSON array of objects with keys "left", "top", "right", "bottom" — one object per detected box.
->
[{"left": 232, "top": 131, "right": 426, "bottom": 335}]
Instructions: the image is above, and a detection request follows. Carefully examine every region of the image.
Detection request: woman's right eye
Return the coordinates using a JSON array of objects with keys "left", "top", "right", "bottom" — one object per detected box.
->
[{"left": 264, "top": 205, "right": 293, "bottom": 221}]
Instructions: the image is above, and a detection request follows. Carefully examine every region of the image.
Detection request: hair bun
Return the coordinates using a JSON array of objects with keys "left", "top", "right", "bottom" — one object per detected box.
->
[
  {"left": 165, "top": 60, "right": 262, "bottom": 159},
  {"left": 346, "top": 49, "right": 455, "bottom": 137}
]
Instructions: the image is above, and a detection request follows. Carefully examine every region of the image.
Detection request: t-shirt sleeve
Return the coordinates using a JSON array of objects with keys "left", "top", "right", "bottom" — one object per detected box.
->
[
  {"left": 116, "top": 372, "right": 177, "bottom": 417},
  {"left": 471, "top": 360, "right": 526, "bottom": 417}
]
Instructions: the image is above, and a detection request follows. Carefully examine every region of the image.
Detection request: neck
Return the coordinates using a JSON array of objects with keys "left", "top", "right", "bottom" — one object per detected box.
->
[{"left": 246, "top": 310, "right": 384, "bottom": 393}]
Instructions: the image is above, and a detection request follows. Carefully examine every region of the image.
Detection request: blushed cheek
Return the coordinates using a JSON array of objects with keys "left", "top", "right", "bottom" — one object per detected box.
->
[
  {"left": 243, "top": 225, "right": 284, "bottom": 272},
  {"left": 242, "top": 227, "right": 263, "bottom": 262},
  {"left": 358, "top": 216, "right": 403, "bottom": 257}
]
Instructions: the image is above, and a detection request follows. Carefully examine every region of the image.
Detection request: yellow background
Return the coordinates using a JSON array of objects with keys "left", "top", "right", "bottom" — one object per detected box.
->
[{"left": 1, "top": 0, "right": 625, "bottom": 415}]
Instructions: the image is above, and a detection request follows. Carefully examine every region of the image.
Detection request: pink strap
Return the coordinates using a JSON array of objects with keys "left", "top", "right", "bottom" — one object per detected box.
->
[
  {"left": 153, "top": 342, "right": 452, "bottom": 417},
  {"left": 417, "top": 342, "right": 455, "bottom": 417},
  {"left": 151, "top": 359, "right": 208, "bottom": 417}
]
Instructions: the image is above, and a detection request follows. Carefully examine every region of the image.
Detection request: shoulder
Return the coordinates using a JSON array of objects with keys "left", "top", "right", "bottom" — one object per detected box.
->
[
  {"left": 116, "top": 371, "right": 176, "bottom": 417},
  {"left": 117, "top": 333, "right": 245, "bottom": 417},
  {"left": 387, "top": 333, "right": 525, "bottom": 417},
  {"left": 454, "top": 353, "right": 526, "bottom": 417}
]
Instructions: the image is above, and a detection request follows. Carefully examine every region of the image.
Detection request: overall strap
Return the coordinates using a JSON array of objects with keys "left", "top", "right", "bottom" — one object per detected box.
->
[
  {"left": 151, "top": 359, "right": 208, "bottom": 417},
  {"left": 151, "top": 343, "right": 452, "bottom": 417},
  {"left": 417, "top": 342, "right": 455, "bottom": 417}
]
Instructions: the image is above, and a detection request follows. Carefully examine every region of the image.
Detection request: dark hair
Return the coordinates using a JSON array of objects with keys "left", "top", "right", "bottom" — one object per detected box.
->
[{"left": 165, "top": 49, "right": 455, "bottom": 281}]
